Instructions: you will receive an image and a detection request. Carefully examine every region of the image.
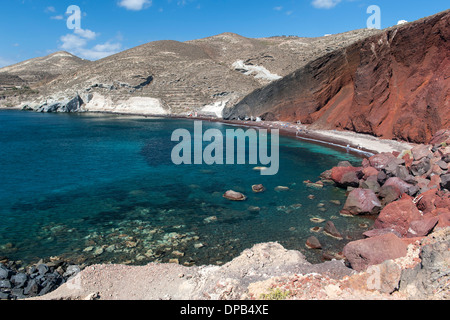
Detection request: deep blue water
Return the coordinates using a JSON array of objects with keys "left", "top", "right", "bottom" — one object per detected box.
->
[{"left": 0, "top": 110, "right": 371, "bottom": 266}]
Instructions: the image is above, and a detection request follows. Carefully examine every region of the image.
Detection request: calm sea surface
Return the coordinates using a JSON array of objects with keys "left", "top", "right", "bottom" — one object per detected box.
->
[{"left": 0, "top": 110, "right": 371, "bottom": 266}]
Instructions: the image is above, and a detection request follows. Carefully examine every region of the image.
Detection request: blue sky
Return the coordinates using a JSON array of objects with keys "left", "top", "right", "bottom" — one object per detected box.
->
[{"left": 0, "top": 0, "right": 448, "bottom": 67}]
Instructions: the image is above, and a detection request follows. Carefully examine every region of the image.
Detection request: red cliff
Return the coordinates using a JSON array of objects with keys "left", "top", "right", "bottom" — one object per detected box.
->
[{"left": 224, "top": 10, "right": 450, "bottom": 144}]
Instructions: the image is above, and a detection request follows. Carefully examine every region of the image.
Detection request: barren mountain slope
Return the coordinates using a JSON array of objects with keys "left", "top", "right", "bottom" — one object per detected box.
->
[
  {"left": 0, "top": 51, "right": 90, "bottom": 88},
  {"left": 0, "top": 29, "right": 380, "bottom": 116}
]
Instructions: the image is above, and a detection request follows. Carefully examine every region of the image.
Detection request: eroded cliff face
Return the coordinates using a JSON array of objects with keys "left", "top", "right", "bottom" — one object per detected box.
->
[{"left": 224, "top": 10, "right": 450, "bottom": 144}]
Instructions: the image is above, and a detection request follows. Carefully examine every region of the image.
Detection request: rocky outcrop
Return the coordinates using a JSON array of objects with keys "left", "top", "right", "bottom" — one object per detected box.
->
[
  {"left": 342, "top": 233, "right": 408, "bottom": 272},
  {"left": 320, "top": 131, "right": 450, "bottom": 275},
  {"left": 224, "top": 10, "right": 450, "bottom": 144}
]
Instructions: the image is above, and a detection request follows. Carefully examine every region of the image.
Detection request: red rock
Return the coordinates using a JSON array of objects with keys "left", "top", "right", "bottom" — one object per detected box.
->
[
  {"left": 434, "top": 190, "right": 450, "bottom": 208},
  {"left": 363, "top": 228, "right": 402, "bottom": 238},
  {"left": 341, "top": 188, "right": 381, "bottom": 216},
  {"left": 427, "top": 207, "right": 450, "bottom": 218},
  {"left": 429, "top": 129, "right": 450, "bottom": 145},
  {"left": 406, "top": 216, "right": 439, "bottom": 238},
  {"left": 428, "top": 175, "right": 441, "bottom": 190},
  {"left": 436, "top": 211, "right": 450, "bottom": 229},
  {"left": 401, "top": 237, "right": 425, "bottom": 246},
  {"left": 383, "top": 177, "right": 415, "bottom": 195},
  {"left": 362, "top": 166, "right": 379, "bottom": 179},
  {"left": 227, "top": 11, "right": 450, "bottom": 143},
  {"left": 330, "top": 166, "right": 362, "bottom": 187},
  {"left": 403, "top": 153, "right": 413, "bottom": 169},
  {"left": 343, "top": 233, "right": 408, "bottom": 272},
  {"left": 416, "top": 188, "right": 440, "bottom": 214},
  {"left": 411, "top": 144, "right": 432, "bottom": 161},
  {"left": 368, "top": 153, "right": 396, "bottom": 170},
  {"left": 374, "top": 198, "right": 422, "bottom": 237},
  {"left": 361, "top": 158, "right": 370, "bottom": 168}
]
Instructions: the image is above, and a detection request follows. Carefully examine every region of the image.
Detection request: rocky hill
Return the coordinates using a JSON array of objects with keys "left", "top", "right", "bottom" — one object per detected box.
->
[
  {"left": 0, "top": 29, "right": 380, "bottom": 116},
  {"left": 0, "top": 51, "right": 89, "bottom": 88},
  {"left": 224, "top": 10, "right": 450, "bottom": 144}
]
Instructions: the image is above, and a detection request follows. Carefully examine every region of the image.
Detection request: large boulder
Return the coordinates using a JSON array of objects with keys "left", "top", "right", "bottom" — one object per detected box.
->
[
  {"left": 411, "top": 145, "right": 432, "bottom": 161},
  {"left": 410, "top": 158, "right": 431, "bottom": 176},
  {"left": 330, "top": 166, "right": 362, "bottom": 187},
  {"left": 343, "top": 233, "right": 408, "bottom": 272},
  {"left": 383, "top": 177, "right": 415, "bottom": 195},
  {"left": 406, "top": 216, "right": 439, "bottom": 238},
  {"left": 362, "top": 166, "right": 379, "bottom": 179},
  {"left": 374, "top": 197, "right": 422, "bottom": 237},
  {"left": 340, "top": 188, "right": 381, "bottom": 216},
  {"left": 369, "top": 152, "right": 396, "bottom": 170}
]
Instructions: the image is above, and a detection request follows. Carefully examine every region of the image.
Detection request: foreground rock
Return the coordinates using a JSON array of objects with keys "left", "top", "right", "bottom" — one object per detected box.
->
[
  {"left": 342, "top": 233, "right": 408, "bottom": 272},
  {"left": 0, "top": 260, "right": 81, "bottom": 300},
  {"left": 27, "top": 228, "right": 449, "bottom": 300},
  {"left": 28, "top": 242, "right": 354, "bottom": 300}
]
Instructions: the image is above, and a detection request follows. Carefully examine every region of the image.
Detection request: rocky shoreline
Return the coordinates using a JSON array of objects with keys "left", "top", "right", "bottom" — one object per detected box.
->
[
  {"left": 0, "top": 112, "right": 447, "bottom": 300},
  {"left": 25, "top": 125, "right": 450, "bottom": 300},
  {"left": 0, "top": 258, "right": 82, "bottom": 300}
]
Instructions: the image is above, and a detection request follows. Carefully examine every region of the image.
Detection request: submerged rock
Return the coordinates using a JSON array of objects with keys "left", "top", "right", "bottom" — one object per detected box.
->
[
  {"left": 305, "top": 236, "right": 322, "bottom": 249},
  {"left": 323, "top": 221, "right": 343, "bottom": 240},
  {"left": 223, "top": 190, "right": 247, "bottom": 201},
  {"left": 251, "top": 184, "right": 265, "bottom": 193}
]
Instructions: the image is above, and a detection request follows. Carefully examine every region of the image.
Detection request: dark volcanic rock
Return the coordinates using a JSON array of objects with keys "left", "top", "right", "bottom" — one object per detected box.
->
[{"left": 441, "top": 174, "right": 450, "bottom": 190}]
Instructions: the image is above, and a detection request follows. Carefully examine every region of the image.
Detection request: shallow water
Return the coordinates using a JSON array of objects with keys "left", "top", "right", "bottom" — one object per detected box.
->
[{"left": 0, "top": 110, "right": 372, "bottom": 266}]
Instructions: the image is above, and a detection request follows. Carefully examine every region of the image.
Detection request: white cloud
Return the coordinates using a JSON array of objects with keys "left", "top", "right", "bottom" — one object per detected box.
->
[
  {"left": 60, "top": 34, "right": 88, "bottom": 51},
  {"left": 273, "top": 6, "right": 283, "bottom": 11},
  {"left": 45, "top": 6, "right": 56, "bottom": 13},
  {"left": 50, "top": 15, "right": 64, "bottom": 20},
  {"left": 311, "top": 0, "right": 342, "bottom": 9},
  {"left": 74, "top": 28, "right": 98, "bottom": 40},
  {"left": 60, "top": 28, "right": 121, "bottom": 60},
  {"left": 79, "top": 42, "right": 123, "bottom": 60},
  {"left": 397, "top": 20, "right": 408, "bottom": 25},
  {"left": 118, "top": 0, "right": 152, "bottom": 11}
]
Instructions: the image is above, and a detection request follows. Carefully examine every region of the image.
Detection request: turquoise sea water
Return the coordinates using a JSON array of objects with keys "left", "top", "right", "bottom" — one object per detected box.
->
[{"left": 0, "top": 110, "right": 371, "bottom": 266}]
